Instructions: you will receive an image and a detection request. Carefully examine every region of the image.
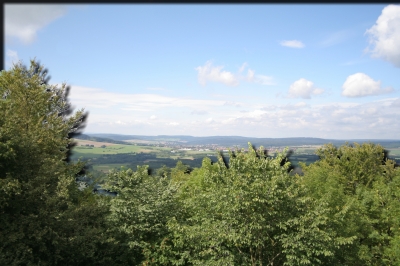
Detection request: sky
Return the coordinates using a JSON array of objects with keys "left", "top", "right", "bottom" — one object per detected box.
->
[{"left": 4, "top": 4, "right": 400, "bottom": 139}]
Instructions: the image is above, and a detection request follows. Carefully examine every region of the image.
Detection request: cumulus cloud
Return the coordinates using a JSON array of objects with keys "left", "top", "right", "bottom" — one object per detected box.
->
[
  {"left": 280, "top": 40, "right": 305, "bottom": 48},
  {"left": 341, "top": 73, "right": 393, "bottom": 97},
  {"left": 5, "top": 4, "right": 69, "bottom": 44},
  {"left": 365, "top": 4, "right": 400, "bottom": 67},
  {"left": 196, "top": 61, "right": 275, "bottom": 87},
  {"left": 287, "top": 78, "right": 324, "bottom": 99},
  {"left": 196, "top": 61, "right": 239, "bottom": 86}
]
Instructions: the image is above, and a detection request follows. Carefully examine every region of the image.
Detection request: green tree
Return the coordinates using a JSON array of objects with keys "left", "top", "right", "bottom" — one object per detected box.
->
[
  {"left": 298, "top": 142, "right": 400, "bottom": 265},
  {"left": 162, "top": 143, "right": 351, "bottom": 265},
  {"left": 0, "top": 60, "right": 113, "bottom": 265},
  {"left": 103, "top": 166, "right": 180, "bottom": 265}
]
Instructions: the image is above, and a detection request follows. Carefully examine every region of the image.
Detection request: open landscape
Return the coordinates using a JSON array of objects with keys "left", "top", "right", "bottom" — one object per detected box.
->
[
  {"left": 5, "top": 4, "right": 400, "bottom": 265},
  {"left": 72, "top": 134, "right": 400, "bottom": 174}
]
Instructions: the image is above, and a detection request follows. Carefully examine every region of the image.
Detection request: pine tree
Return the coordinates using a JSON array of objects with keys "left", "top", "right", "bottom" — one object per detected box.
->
[{"left": 0, "top": 60, "right": 114, "bottom": 265}]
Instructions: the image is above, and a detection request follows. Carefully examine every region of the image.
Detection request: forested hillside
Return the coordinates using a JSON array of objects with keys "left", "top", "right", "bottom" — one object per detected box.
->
[{"left": 2, "top": 61, "right": 400, "bottom": 265}]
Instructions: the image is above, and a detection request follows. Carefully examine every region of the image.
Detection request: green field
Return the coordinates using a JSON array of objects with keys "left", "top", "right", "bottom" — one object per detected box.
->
[
  {"left": 92, "top": 163, "right": 132, "bottom": 173},
  {"left": 72, "top": 142, "right": 400, "bottom": 173},
  {"left": 73, "top": 144, "right": 156, "bottom": 155}
]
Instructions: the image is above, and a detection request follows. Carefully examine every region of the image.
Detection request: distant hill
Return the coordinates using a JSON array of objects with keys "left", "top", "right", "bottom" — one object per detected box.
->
[
  {"left": 81, "top": 134, "right": 400, "bottom": 149},
  {"left": 74, "top": 134, "right": 131, "bottom": 145}
]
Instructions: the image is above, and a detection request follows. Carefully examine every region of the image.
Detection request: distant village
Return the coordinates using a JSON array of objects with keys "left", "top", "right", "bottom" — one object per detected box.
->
[{"left": 128, "top": 141, "right": 319, "bottom": 155}]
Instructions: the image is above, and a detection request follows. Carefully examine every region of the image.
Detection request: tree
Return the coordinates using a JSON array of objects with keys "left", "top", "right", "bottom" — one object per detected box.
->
[
  {"left": 298, "top": 142, "right": 400, "bottom": 265},
  {"left": 0, "top": 60, "right": 113, "bottom": 265},
  {"left": 162, "top": 143, "right": 351, "bottom": 265},
  {"left": 103, "top": 166, "right": 180, "bottom": 265}
]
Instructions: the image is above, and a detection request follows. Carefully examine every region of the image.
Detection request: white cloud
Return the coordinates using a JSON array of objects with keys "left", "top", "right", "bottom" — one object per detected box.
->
[
  {"left": 280, "top": 40, "right": 305, "bottom": 48},
  {"left": 365, "top": 5, "right": 400, "bottom": 67},
  {"left": 391, "top": 98, "right": 400, "bottom": 107},
  {"left": 239, "top": 63, "right": 248, "bottom": 73},
  {"left": 5, "top": 4, "right": 69, "bottom": 44},
  {"left": 294, "top": 102, "right": 307, "bottom": 108},
  {"left": 196, "top": 61, "right": 275, "bottom": 87},
  {"left": 191, "top": 110, "right": 209, "bottom": 115},
  {"left": 341, "top": 73, "right": 393, "bottom": 97},
  {"left": 246, "top": 68, "right": 274, "bottom": 85},
  {"left": 223, "top": 101, "right": 242, "bottom": 107},
  {"left": 246, "top": 69, "right": 255, "bottom": 81},
  {"left": 288, "top": 78, "right": 324, "bottom": 99},
  {"left": 150, "top": 115, "right": 157, "bottom": 120},
  {"left": 246, "top": 69, "right": 275, "bottom": 85},
  {"left": 69, "top": 85, "right": 227, "bottom": 111},
  {"left": 245, "top": 109, "right": 267, "bottom": 119},
  {"left": 205, "top": 118, "right": 214, "bottom": 123},
  {"left": 79, "top": 95, "right": 400, "bottom": 139},
  {"left": 196, "top": 61, "right": 239, "bottom": 86},
  {"left": 342, "top": 116, "right": 362, "bottom": 124},
  {"left": 115, "top": 120, "right": 127, "bottom": 125},
  {"left": 5, "top": 49, "right": 19, "bottom": 68}
]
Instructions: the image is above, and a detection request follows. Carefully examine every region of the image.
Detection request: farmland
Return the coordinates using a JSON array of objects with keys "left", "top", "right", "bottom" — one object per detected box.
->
[
  {"left": 71, "top": 135, "right": 400, "bottom": 174},
  {"left": 72, "top": 139, "right": 321, "bottom": 174}
]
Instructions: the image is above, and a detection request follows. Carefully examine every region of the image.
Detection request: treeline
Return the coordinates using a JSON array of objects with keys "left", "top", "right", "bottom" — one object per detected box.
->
[
  {"left": 81, "top": 152, "right": 219, "bottom": 172},
  {"left": 75, "top": 133, "right": 132, "bottom": 145},
  {"left": 2, "top": 61, "right": 400, "bottom": 265}
]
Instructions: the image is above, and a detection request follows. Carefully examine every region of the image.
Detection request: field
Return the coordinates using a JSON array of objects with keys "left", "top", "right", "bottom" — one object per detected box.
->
[
  {"left": 73, "top": 142, "right": 156, "bottom": 155},
  {"left": 92, "top": 163, "right": 132, "bottom": 173},
  {"left": 71, "top": 139, "right": 400, "bottom": 174}
]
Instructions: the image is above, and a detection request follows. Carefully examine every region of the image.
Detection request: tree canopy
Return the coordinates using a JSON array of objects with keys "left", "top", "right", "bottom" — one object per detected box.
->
[{"left": 0, "top": 60, "right": 115, "bottom": 265}]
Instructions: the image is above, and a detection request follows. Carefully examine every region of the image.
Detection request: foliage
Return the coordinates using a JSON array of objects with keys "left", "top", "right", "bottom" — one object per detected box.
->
[
  {"left": 103, "top": 166, "right": 181, "bottom": 265},
  {"left": 0, "top": 60, "right": 113, "bottom": 265},
  {"left": 160, "top": 143, "right": 352, "bottom": 265},
  {"left": 299, "top": 142, "right": 400, "bottom": 265}
]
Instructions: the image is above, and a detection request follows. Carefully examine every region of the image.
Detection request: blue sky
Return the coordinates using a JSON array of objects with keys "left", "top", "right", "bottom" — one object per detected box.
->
[{"left": 4, "top": 4, "right": 400, "bottom": 139}]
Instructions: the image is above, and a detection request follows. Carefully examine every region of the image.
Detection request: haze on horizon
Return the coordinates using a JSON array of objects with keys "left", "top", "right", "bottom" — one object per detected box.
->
[{"left": 4, "top": 4, "right": 400, "bottom": 139}]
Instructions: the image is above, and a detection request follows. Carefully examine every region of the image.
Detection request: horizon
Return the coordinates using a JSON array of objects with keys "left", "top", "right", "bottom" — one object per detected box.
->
[
  {"left": 82, "top": 132, "right": 400, "bottom": 141},
  {"left": 5, "top": 4, "right": 400, "bottom": 139}
]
